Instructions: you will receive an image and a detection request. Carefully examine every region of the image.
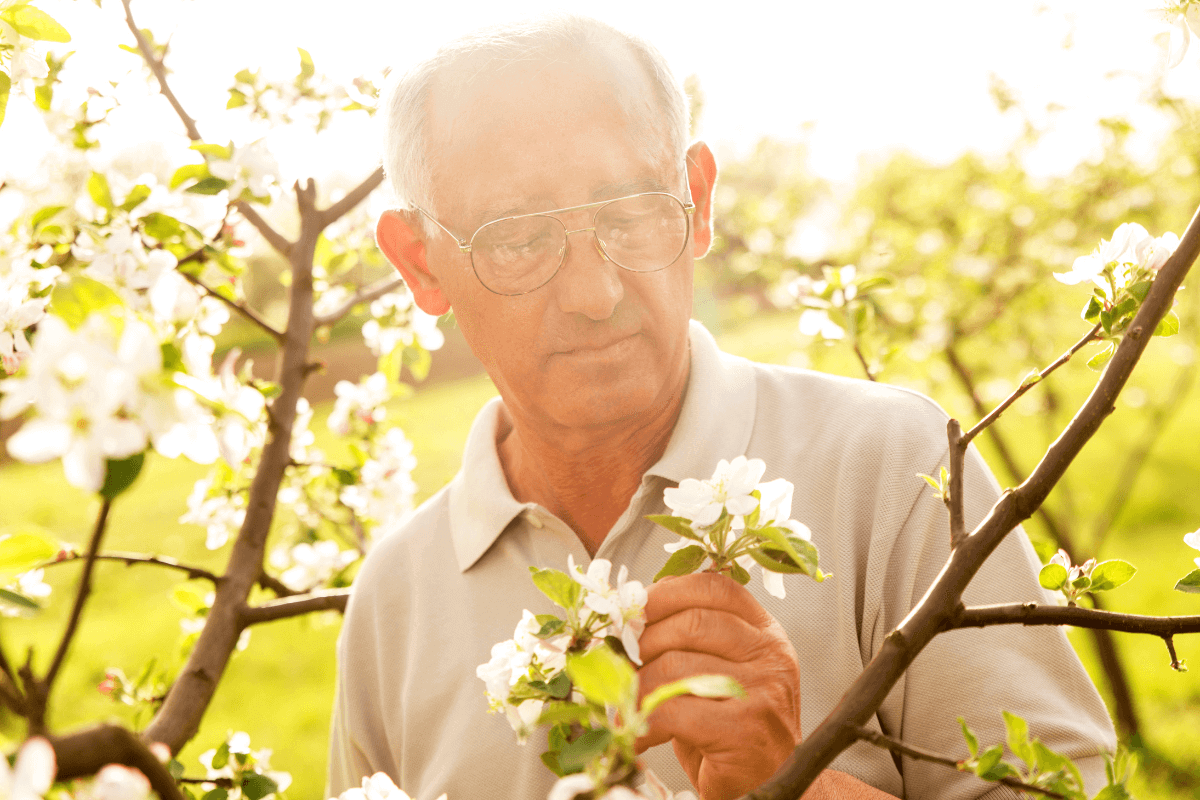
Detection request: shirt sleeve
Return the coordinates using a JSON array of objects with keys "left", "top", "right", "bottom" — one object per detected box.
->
[
  {"left": 327, "top": 658, "right": 375, "bottom": 798},
  {"left": 871, "top": 424, "right": 1117, "bottom": 799}
]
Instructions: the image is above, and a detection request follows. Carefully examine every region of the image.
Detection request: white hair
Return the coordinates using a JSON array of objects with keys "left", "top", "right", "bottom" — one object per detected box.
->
[{"left": 381, "top": 14, "right": 690, "bottom": 228}]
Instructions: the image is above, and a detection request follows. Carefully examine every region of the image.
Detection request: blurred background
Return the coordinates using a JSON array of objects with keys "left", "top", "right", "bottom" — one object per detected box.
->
[{"left": 2, "top": 1, "right": 1200, "bottom": 798}]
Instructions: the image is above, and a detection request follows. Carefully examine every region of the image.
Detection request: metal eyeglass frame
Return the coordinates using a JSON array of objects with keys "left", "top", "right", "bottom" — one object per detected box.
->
[{"left": 414, "top": 191, "right": 696, "bottom": 296}]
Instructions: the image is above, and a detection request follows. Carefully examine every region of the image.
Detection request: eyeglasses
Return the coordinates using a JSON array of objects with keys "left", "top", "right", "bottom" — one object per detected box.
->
[{"left": 416, "top": 191, "right": 695, "bottom": 296}]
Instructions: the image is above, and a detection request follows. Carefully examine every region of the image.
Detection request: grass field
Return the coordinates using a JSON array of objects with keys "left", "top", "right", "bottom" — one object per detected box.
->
[{"left": 2, "top": 308, "right": 1199, "bottom": 799}]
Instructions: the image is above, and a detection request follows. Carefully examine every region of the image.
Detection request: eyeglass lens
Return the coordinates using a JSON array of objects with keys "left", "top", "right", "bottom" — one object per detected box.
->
[{"left": 471, "top": 194, "right": 689, "bottom": 295}]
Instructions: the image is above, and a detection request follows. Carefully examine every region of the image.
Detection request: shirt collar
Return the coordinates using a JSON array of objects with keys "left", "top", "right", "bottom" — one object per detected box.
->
[{"left": 448, "top": 319, "right": 758, "bottom": 572}]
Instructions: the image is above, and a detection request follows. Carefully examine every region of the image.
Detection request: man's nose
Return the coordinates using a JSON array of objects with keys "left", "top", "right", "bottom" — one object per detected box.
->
[{"left": 551, "top": 227, "right": 625, "bottom": 320}]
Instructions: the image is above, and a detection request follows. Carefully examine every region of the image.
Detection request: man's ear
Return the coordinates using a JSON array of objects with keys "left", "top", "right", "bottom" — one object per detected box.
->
[
  {"left": 376, "top": 209, "right": 451, "bottom": 315},
  {"left": 685, "top": 141, "right": 718, "bottom": 258}
]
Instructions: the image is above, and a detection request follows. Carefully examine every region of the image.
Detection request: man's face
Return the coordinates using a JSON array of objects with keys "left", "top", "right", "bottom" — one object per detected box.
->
[{"left": 421, "top": 55, "right": 697, "bottom": 434}]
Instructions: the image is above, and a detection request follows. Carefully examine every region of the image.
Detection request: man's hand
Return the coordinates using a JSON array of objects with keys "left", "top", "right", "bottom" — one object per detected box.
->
[{"left": 635, "top": 571, "right": 802, "bottom": 800}]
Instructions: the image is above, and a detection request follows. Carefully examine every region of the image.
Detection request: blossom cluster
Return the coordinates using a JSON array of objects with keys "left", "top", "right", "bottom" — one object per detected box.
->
[
  {"left": 330, "top": 772, "right": 445, "bottom": 800},
  {"left": 198, "top": 731, "right": 291, "bottom": 800},
  {"left": 786, "top": 265, "right": 891, "bottom": 345},
  {"left": 1038, "top": 549, "right": 1136, "bottom": 606},
  {"left": 361, "top": 290, "right": 444, "bottom": 358},
  {"left": 476, "top": 556, "right": 648, "bottom": 743},
  {"left": 0, "top": 247, "right": 59, "bottom": 374},
  {"left": 655, "top": 456, "right": 825, "bottom": 599},
  {"left": 1053, "top": 222, "right": 1178, "bottom": 291}
]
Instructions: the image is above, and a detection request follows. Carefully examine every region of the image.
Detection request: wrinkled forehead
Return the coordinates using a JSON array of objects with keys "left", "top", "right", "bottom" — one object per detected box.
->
[{"left": 423, "top": 44, "right": 670, "bottom": 199}]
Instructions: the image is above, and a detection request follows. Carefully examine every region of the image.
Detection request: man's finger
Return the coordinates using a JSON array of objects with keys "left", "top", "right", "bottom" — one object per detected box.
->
[
  {"left": 638, "top": 606, "right": 765, "bottom": 667},
  {"left": 645, "top": 571, "right": 774, "bottom": 628}
]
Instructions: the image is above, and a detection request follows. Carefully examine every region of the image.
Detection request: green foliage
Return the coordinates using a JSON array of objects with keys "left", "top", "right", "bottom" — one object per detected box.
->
[
  {"left": 99, "top": 453, "right": 146, "bottom": 500},
  {"left": 1175, "top": 569, "right": 1200, "bottom": 594},
  {"left": 1, "top": 4, "right": 70, "bottom": 42},
  {"left": 529, "top": 566, "right": 580, "bottom": 611},
  {"left": 565, "top": 646, "right": 635, "bottom": 709},
  {"left": 653, "top": 544, "right": 707, "bottom": 581}
]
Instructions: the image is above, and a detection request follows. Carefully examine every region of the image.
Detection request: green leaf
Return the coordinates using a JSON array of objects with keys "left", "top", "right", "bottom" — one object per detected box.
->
[
  {"left": 170, "top": 163, "right": 209, "bottom": 190},
  {"left": 729, "top": 558, "right": 752, "bottom": 585},
  {"left": 0, "top": 72, "right": 10, "bottom": 128},
  {"left": 234, "top": 68, "right": 256, "bottom": 85},
  {"left": 403, "top": 345, "right": 432, "bottom": 382},
  {"left": 1128, "top": 280, "right": 1153, "bottom": 301},
  {"left": 1087, "top": 343, "right": 1115, "bottom": 371},
  {"left": 1002, "top": 711, "right": 1033, "bottom": 766},
  {"left": 141, "top": 212, "right": 184, "bottom": 241},
  {"left": 959, "top": 717, "right": 979, "bottom": 759},
  {"left": 0, "top": 588, "right": 40, "bottom": 610},
  {"left": 31, "top": 205, "right": 66, "bottom": 230},
  {"left": 210, "top": 742, "right": 230, "bottom": 770},
  {"left": 1082, "top": 295, "right": 1102, "bottom": 323},
  {"left": 200, "top": 789, "right": 228, "bottom": 800},
  {"left": 297, "top": 47, "right": 315, "bottom": 79},
  {"left": 170, "top": 585, "right": 208, "bottom": 615},
  {"left": 1038, "top": 563, "right": 1068, "bottom": 591},
  {"left": 535, "top": 618, "right": 565, "bottom": 638},
  {"left": 751, "top": 525, "right": 805, "bottom": 566},
  {"left": 241, "top": 774, "right": 278, "bottom": 800},
  {"left": 556, "top": 728, "right": 611, "bottom": 774},
  {"left": 100, "top": 452, "right": 145, "bottom": 500},
  {"left": 0, "top": 530, "right": 58, "bottom": 573},
  {"left": 644, "top": 514, "right": 702, "bottom": 541},
  {"left": 536, "top": 702, "right": 592, "bottom": 728},
  {"left": 1155, "top": 311, "right": 1180, "bottom": 338},
  {"left": 186, "top": 176, "right": 231, "bottom": 196},
  {"left": 1019, "top": 369, "right": 1042, "bottom": 388},
  {"left": 973, "top": 745, "right": 1004, "bottom": 778},
  {"left": 565, "top": 646, "right": 635, "bottom": 708},
  {"left": 120, "top": 184, "right": 152, "bottom": 212},
  {"left": 544, "top": 670, "right": 571, "bottom": 699},
  {"left": 190, "top": 141, "right": 233, "bottom": 160},
  {"left": 653, "top": 544, "right": 707, "bottom": 582},
  {"left": 641, "top": 674, "right": 745, "bottom": 716},
  {"left": 167, "top": 759, "right": 184, "bottom": 780},
  {"left": 529, "top": 567, "right": 580, "bottom": 611},
  {"left": 50, "top": 275, "right": 124, "bottom": 328},
  {"left": 34, "top": 78, "right": 51, "bottom": 111},
  {"left": 1114, "top": 296, "right": 1138, "bottom": 321},
  {"left": 1093, "top": 786, "right": 1133, "bottom": 800},
  {"left": 540, "top": 750, "right": 565, "bottom": 778},
  {"left": 3, "top": 5, "right": 71, "bottom": 42},
  {"left": 331, "top": 467, "right": 356, "bottom": 486},
  {"left": 226, "top": 89, "right": 248, "bottom": 109},
  {"left": 87, "top": 172, "right": 114, "bottom": 210},
  {"left": 1088, "top": 560, "right": 1136, "bottom": 592},
  {"left": 1174, "top": 569, "right": 1200, "bottom": 594},
  {"left": 1070, "top": 574, "right": 1091, "bottom": 591}
]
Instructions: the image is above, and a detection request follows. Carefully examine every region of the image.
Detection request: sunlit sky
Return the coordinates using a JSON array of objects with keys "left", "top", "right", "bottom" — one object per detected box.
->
[{"left": 3, "top": 0, "right": 1200, "bottom": 198}]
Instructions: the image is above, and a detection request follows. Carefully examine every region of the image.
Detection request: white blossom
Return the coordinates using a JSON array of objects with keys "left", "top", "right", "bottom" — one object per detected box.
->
[
  {"left": 1136, "top": 231, "right": 1180, "bottom": 273},
  {"left": 0, "top": 21, "right": 49, "bottom": 94},
  {"left": 149, "top": 269, "right": 230, "bottom": 337},
  {"left": 361, "top": 291, "right": 444, "bottom": 357},
  {"left": 0, "top": 737, "right": 55, "bottom": 800},
  {"left": 174, "top": 348, "right": 267, "bottom": 466},
  {"left": 181, "top": 476, "right": 246, "bottom": 550},
  {"left": 273, "top": 541, "right": 358, "bottom": 591},
  {"left": 208, "top": 141, "right": 280, "bottom": 199},
  {"left": 798, "top": 308, "right": 845, "bottom": 341},
  {"left": 328, "top": 372, "right": 390, "bottom": 436},
  {"left": 1185, "top": 529, "right": 1200, "bottom": 569},
  {"left": 664, "top": 456, "right": 765, "bottom": 527},
  {"left": 0, "top": 251, "right": 59, "bottom": 374},
  {"left": 339, "top": 427, "right": 417, "bottom": 526},
  {"left": 1054, "top": 223, "right": 1152, "bottom": 287},
  {"left": 77, "top": 227, "right": 178, "bottom": 303},
  {"left": 77, "top": 765, "right": 152, "bottom": 800},
  {"left": 567, "top": 555, "right": 648, "bottom": 664},
  {"left": 331, "top": 771, "right": 446, "bottom": 800}
]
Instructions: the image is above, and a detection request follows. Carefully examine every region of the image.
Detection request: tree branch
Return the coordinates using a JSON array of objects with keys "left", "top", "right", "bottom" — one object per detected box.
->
[
  {"left": 178, "top": 268, "right": 284, "bottom": 342},
  {"left": 961, "top": 323, "right": 1102, "bottom": 448},
  {"left": 39, "top": 552, "right": 296, "bottom": 597},
  {"left": 239, "top": 589, "right": 350, "bottom": 627},
  {"left": 852, "top": 344, "right": 877, "bottom": 382},
  {"left": 144, "top": 179, "right": 323, "bottom": 753},
  {"left": 234, "top": 200, "right": 294, "bottom": 258},
  {"left": 852, "top": 726, "right": 1067, "bottom": 800},
  {"left": 44, "top": 499, "right": 112, "bottom": 695},
  {"left": 946, "top": 419, "right": 966, "bottom": 549},
  {"left": 314, "top": 276, "right": 405, "bottom": 327},
  {"left": 748, "top": 201, "right": 1200, "bottom": 799},
  {"left": 318, "top": 166, "right": 385, "bottom": 228},
  {"left": 52, "top": 724, "right": 186, "bottom": 800},
  {"left": 948, "top": 603, "right": 1200, "bottom": 637},
  {"left": 120, "top": 0, "right": 200, "bottom": 142}
]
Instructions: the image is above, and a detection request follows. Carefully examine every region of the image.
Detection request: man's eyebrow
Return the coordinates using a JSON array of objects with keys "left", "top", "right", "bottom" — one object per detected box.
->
[{"left": 469, "top": 177, "right": 676, "bottom": 230}]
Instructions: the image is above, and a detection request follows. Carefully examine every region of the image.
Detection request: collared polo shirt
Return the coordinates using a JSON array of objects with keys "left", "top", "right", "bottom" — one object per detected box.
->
[{"left": 328, "top": 321, "right": 1115, "bottom": 800}]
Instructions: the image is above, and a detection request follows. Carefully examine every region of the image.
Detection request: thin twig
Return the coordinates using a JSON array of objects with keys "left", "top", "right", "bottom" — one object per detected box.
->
[
  {"left": 239, "top": 590, "right": 350, "bottom": 627},
  {"left": 178, "top": 269, "right": 284, "bottom": 341},
  {"left": 1163, "top": 635, "right": 1185, "bottom": 671},
  {"left": 38, "top": 552, "right": 295, "bottom": 597},
  {"left": 0, "top": 674, "right": 23, "bottom": 714},
  {"left": 947, "top": 603, "right": 1200, "bottom": 637},
  {"left": 962, "top": 322, "right": 1102, "bottom": 447},
  {"left": 946, "top": 419, "right": 967, "bottom": 549},
  {"left": 852, "top": 727, "right": 1067, "bottom": 800},
  {"left": 44, "top": 499, "right": 112, "bottom": 690},
  {"left": 314, "top": 276, "right": 405, "bottom": 327},
  {"left": 852, "top": 344, "right": 877, "bottom": 381},
  {"left": 120, "top": 0, "right": 200, "bottom": 141},
  {"left": 318, "top": 166, "right": 385, "bottom": 227},
  {"left": 234, "top": 200, "right": 294, "bottom": 257}
]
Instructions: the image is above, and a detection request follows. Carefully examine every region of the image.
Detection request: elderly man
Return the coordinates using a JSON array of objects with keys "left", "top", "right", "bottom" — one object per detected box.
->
[{"left": 328, "top": 15, "right": 1115, "bottom": 800}]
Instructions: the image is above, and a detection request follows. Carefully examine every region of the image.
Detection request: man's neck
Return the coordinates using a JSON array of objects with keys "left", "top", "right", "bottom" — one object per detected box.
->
[{"left": 496, "top": 380, "right": 687, "bottom": 557}]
